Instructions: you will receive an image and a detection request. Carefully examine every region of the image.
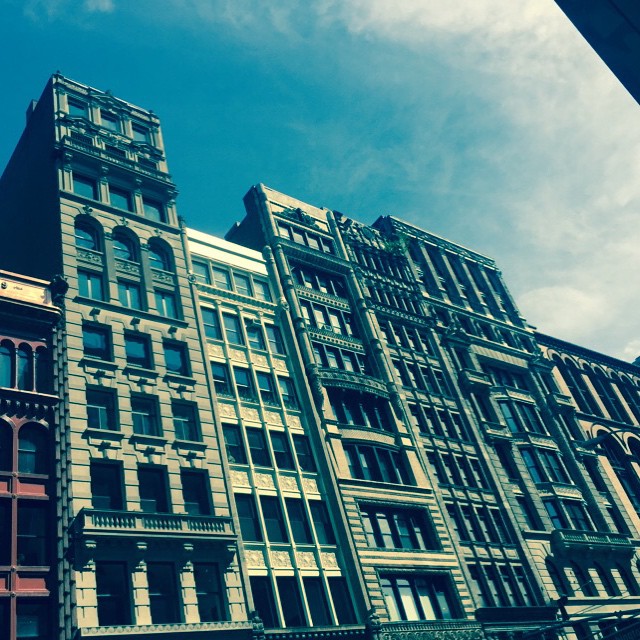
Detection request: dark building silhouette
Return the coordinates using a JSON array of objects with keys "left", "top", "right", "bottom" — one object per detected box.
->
[{"left": 555, "top": 0, "right": 640, "bottom": 104}]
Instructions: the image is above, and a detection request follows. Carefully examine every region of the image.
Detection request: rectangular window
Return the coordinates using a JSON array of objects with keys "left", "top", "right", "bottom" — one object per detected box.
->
[
  {"left": 245, "top": 322, "right": 265, "bottom": 350},
  {"left": 68, "top": 99, "right": 87, "bottom": 118},
  {"left": 172, "top": 402, "right": 200, "bottom": 441},
  {"left": 304, "top": 577, "right": 331, "bottom": 626},
  {"left": 211, "top": 362, "right": 232, "bottom": 396},
  {"left": 270, "top": 431, "right": 294, "bottom": 469},
  {"left": 17, "top": 503, "right": 47, "bottom": 566},
  {"left": 250, "top": 576, "right": 278, "bottom": 628},
  {"left": 234, "top": 367, "right": 255, "bottom": 400},
  {"left": 147, "top": 562, "right": 181, "bottom": 624},
  {"left": 164, "top": 341, "right": 189, "bottom": 376},
  {"left": 117, "top": 280, "right": 142, "bottom": 309},
  {"left": 96, "top": 562, "right": 132, "bottom": 626},
  {"left": 293, "top": 435, "right": 316, "bottom": 472},
  {"left": 521, "top": 449, "right": 544, "bottom": 484},
  {"left": 125, "top": 333, "right": 152, "bottom": 368},
  {"left": 90, "top": 461, "right": 123, "bottom": 510},
  {"left": 131, "top": 395, "right": 160, "bottom": 436},
  {"left": 83, "top": 324, "right": 111, "bottom": 360},
  {"left": 78, "top": 270, "right": 104, "bottom": 300},
  {"left": 235, "top": 494, "right": 262, "bottom": 541},
  {"left": 222, "top": 425, "right": 247, "bottom": 464},
  {"left": 257, "top": 372, "right": 277, "bottom": 405},
  {"left": 223, "top": 314, "right": 244, "bottom": 345},
  {"left": 194, "top": 563, "right": 225, "bottom": 622},
  {"left": 261, "top": 496, "right": 288, "bottom": 542},
  {"left": 154, "top": 289, "right": 178, "bottom": 318},
  {"left": 361, "top": 506, "right": 435, "bottom": 550},
  {"left": 310, "top": 501, "right": 336, "bottom": 544},
  {"left": 132, "top": 124, "right": 149, "bottom": 143},
  {"left": 202, "top": 308, "right": 222, "bottom": 340},
  {"left": 246, "top": 428, "right": 271, "bottom": 467},
  {"left": 254, "top": 280, "right": 272, "bottom": 301},
  {"left": 381, "top": 574, "right": 458, "bottom": 621},
  {"left": 213, "top": 267, "right": 232, "bottom": 290},
  {"left": 286, "top": 498, "right": 312, "bottom": 544},
  {"left": 276, "top": 576, "right": 306, "bottom": 627},
  {"left": 181, "top": 469, "right": 211, "bottom": 515},
  {"left": 265, "top": 325, "right": 285, "bottom": 354},
  {"left": 328, "top": 577, "right": 356, "bottom": 624},
  {"left": 278, "top": 377, "right": 298, "bottom": 409},
  {"left": 108, "top": 184, "right": 132, "bottom": 211},
  {"left": 234, "top": 273, "right": 252, "bottom": 297},
  {"left": 138, "top": 466, "right": 170, "bottom": 513},
  {"left": 86, "top": 388, "right": 117, "bottom": 431},
  {"left": 73, "top": 174, "right": 98, "bottom": 199},
  {"left": 192, "top": 260, "right": 211, "bottom": 284},
  {"left": 100, "top": 111, "right": 119, "bottom": 132},
  {"left": 142, "top": 198, "right": 165, "bottom": 222}
]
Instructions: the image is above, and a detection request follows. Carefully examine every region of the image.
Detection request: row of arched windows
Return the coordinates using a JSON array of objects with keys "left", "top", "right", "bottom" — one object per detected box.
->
[
  {"left": 75, "top": 217, "right": 174, "bottom": 272},
  {"left": 552, "top": 355, "right": 640, "bottom": 424},
  {"left": 0, "top": 421, "right": 48, "bottom": 475},
  {"left": 0, "top": 340, "right": 51, "bottom": 394}
]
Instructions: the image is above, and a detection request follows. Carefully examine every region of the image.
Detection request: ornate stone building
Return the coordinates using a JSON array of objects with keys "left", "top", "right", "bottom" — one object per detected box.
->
[{"left": 1, "top": 75, "right": 640, "bottom": 640}]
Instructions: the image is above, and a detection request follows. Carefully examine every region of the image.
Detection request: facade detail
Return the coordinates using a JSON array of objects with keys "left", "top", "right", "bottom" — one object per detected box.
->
[{"left": 1, "top": 75, "right": 640, "bottom": 640}]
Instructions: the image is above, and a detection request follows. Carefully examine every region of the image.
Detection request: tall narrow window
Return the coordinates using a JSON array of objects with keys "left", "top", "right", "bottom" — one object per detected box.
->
[
  {"left": 265, "top": 325, "right": 285, "bottom": 354},
  {"left": 172, "top": 402, "right": 200, "bottom": 441},
  {"left": 270, "top": 432, "right": 294, "bottom": 469},
  {"left": 223, "top": 425, "right": 247, "bottom": 464},
  {"left": 95, "top": 563, "right": 132, "bottom": 626},
  {"left": 194, "top": 563, "right": 225, "bottom": 622},
  {"left": 90, "top": 461, "right": 124, "bottom": 510},
  {"left": 78, "top": 270, "right": 104, "bottom": 300},
  {"left": 250, "top": 577, "right": 278, "bottom": 628},
  {"left": 293, "top": 435, "right": 316, "bottom": 472},
  {"left": 131, "top": 396, "right": 159, "bottom": 436},
  {"left": 310, "top": 502, "right": 336, "bottom": 544},
  {"left": 138, "top": 466, "right": 170, "bottom": 513},
  {"left": 304, "top": 578, "right": 331, "bottom": 626},
  {"left": 211, "top": 362, "right": 232, "bottom": 396},
  {"left": 223, "top": 314, "right": 244, "bottom": 345},
  {"left": 155, "top": 289, "right": 178, "bottom": 318},
  {"left": 16, "top": 345, "right": 32, "bottom": 391},
  {"left": 164, "top": 342, "right": 189, "bottom": 376},
  {"left": 261, "top": 496, "right": 288, "bottom": 542},
  {"left": 276, "top": 577, "right": 306, "bottom": 627},
  {"left": 0, "top": 343, "right": 12, "bottom": 388},
  {"left": 17, "top": 502, "right": 47, "bottom": 566},
  {"left": 147, "top": 563, "right": 181, "bottom": 624},
  {"left": 286, "top": 498, "right": 312, "bottom": 544},
  {"left": 18, "top": 425, "right": 46, "bottom": 474},
  {"left": 181, "top": 469, "right": 211, "bottom": 515},
  {"left": 202, "top": 308, "right": 221, "bottom": 340},
  {"left": 117, "top": 280, "right": 142, "bottom": 310},
  {"left": 86, "top": 388, "right": 117, "bottom": 431},
  {"left": 235, "top": 494, "right": 262, "bottom": 541},
  {"left": 246, "top": 429, "right": 271, "bottom": 467}
]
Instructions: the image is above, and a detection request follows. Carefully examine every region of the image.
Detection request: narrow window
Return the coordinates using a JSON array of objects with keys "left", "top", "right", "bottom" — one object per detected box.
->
[
  {"left": 181, "top": 469, "right": 211, "bottom": 515},
  {"left": 86, "top": 388, "right": 117, "bottom": 431},
  {"left": 235, "top": 494, "right": 262, "bottom": 541},
  {"left": 194, "top": 563, "right": 225, "bottom": 622},
  {"left": 124, "top": 333, "right": 152, "bottom": 368},
  {"left": 222, "top": 425, "right": 247, "bottom": 464},
  {"left": 250, "top": 576, "right": 278, "bottom": 628},
  {"left": 95, "top": 562, "right": 132, "bottom": 626},
  {"left": 18, "top": 425, "right": 46, "bottom": 474},
  {"left": 138, "top": 466, "right": 170, "bottom": 513},
  {"left": 78, "top": 270, "right": 104, "bottom": 300},
  {"left": 246, "top": 428, "right": 271, "bottom": 467},
  {"left": 131, "top": 396, "right": 160, "bottom": 436},
  {"left": 261, "top": 496, "right": 288, "bottom": 542},
  {"left": 202, "top": 308, "right": 222, "bottom": 340},
  {"left": 303, "top": 577, "right": 331, "bottom": 626},
  {"left": 117, "top": 280, "right": 142, "bottom": 310},
  {"left": 293, "top": 435, "right": 316, "bottom": 472},
  {"left": 276, "top": 576, "right": 306, "bottom": 627},
  {"left": 270, "top": 432, "right": 294, "bottom": 469},
  {"left": 154, "top": 289, "right": 178, "bottom": 318},
  {"left": 172, "top": 402, "right": 200, "bottom": 441},
  {"left": 90, "top": 461, "right": 123, "bottom": 510},
  {"left": 164, "top": 342, "right": 189, "bottom": 376},
  {"left": 286, "top": 498, "right": 312, "bottom": 544},
  {"left": 310, "top": 502, "right": 336, "bottom": 544},
  {"left": 147, "top": 563, "right": 182, "bottom": 623},
  {"left": 17, "top": 502, "right": 47, "bottom": 566},
  {"left": 211, "top": 362, "right": 232, "bottom": 396}
]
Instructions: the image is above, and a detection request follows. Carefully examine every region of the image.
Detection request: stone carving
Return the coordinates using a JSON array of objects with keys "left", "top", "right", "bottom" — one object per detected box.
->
[
  {"left": 240, "top": 407, "right": 260, "bottom": 422},
  {"left": 264, "top": 411, "right": 283, "bottom": 426},
  {"left": 320, "top": 552, "right": 338, "bottom": 568},
  {"left": 273, "top": 360, "right": 288, "bottom": 372},
  {"left": 245, "top": 550, "right": 266, "bottom": 568},
  {"left": 278, "top": 475, "right": 298, "bottom": 492},
  {"left": 295, "top": 552, "right": 317, "bottom": 568},
  {"left": 230, "top": 470, "right": 250, "bottom": 487},
  {"left": 208, "top": 344, "right": 224, "bottom": 358},
  {"left": 251, "top": 354, "right": 269, "bottom": 367},
  {"left": 270, "top": 551, "right": 292, "bottom": 568},
  {"left": 254, "top": 473, "right": 275, "bottom": 489},
  {"left": 229, "top": 349, "right": 247, "bottom": 362},
  {"left": 301, "top": 478, "right": 319, "bottom": 494},
  {"left": 217, "top": 404, "right": 237, "bottom": 419},
  {"left": 287, "top": 415, "right": 302, "bottom": 429}
]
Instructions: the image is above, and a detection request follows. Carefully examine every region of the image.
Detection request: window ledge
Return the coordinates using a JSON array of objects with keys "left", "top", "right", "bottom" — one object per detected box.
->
[
  {"left": 129, "top": 434, "right": 167, "bottom": 447},
  {"left": 84, "top": 427, "right": 124, "bottom": 441},
  {"left": 80, "top": 357, "right": 118, "bottom": 371},
  {"left": 173, "top": 439, "right": 206, "bottom": 452},
  {"left": 164, "top": 373, "right": 196, "bottom": 386},
  {"left": 124, "top": 365, "right": 158, "bottom": 379}
]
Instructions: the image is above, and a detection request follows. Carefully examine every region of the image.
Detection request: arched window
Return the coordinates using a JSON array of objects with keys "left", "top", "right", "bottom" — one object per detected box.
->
[
  {"left": 35, "top": 347, "right": 51, "bottom": 394},
  {"left": 17, "top": 344, "right": 33, "bottom": 391},
  {"left": 0, "top": 341, "right": 13, "bottom": 388},
  {"left": 75, "top": 221, "right": 99, "bottom": 251},
  {"left": 112, "top": 231, "right": 138, "bottom": 262},
  {"left": 148, "top": 241, "right": 172, "bottom": 271},
  {"left": 18, "top": 424, "right": 47, "bottom": 474},
  {"left": 0, "top": 420, "right": 12, "bottom": 471}
]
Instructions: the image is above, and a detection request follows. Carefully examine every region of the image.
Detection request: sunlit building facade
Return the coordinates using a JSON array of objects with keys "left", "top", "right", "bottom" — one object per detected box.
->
[{"left": 1, "top": 74, "right": 640, "bottom": 640}]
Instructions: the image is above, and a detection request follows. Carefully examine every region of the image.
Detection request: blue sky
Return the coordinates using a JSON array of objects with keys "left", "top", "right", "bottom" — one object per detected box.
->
[{"left": 1, "top": 0, "right": 639, "bottom": 361}]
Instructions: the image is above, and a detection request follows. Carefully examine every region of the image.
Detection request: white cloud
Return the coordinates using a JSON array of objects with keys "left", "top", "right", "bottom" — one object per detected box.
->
[{"left": 84, "top": 0, "right": 114, "bottom": 12}]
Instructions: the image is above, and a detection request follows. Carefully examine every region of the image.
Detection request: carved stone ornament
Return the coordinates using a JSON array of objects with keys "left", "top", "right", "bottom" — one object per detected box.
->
[
  {"left": 287, "top": 415, "right": 302, "bottom": 429},
  {"left": 320, "top": 552, "right": 338, "bottom": 568},
  {"left": 217, "top": 404, "right": 237, "bottom": 419},
  {"left": 301, "top": 478, "right": 319, "bottom": 494},
  {"left": 270, "top": 550, "right": 292, "bottom": 568},
  {"left": 245, "top": 550, "right": 266, "bottom": 568},
  {"left": 230, "top": 470, "right": 250, "bottom": 486},
  {"left": 278, "top": 475, "right": 298, "bottom": 492},
  {"left": 295, "top": 551, "right": 317, "bottom": 568},
  {"left": 240, "top": 407, "right": 260, "bottom": 422},
  {"left": 254, "top": 472, "right": 275, "bottom": 489}
]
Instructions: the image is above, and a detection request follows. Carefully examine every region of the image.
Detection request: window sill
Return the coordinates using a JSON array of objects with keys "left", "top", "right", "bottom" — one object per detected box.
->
[
  {"left": 84, "top": 427, "right": 123, "bottom": 441},
  {"left": 129, "top": 434, "right": 167, "bottom": 447},
  {"left": 80, "top": 357, "right": 118, "bottom": 371},
  {"left": 124, "top": 365, "right": 158, "bottom": 379},
  {"left": 173, "top": 439, "right": 206, "bottom": 452},
  {"left": 164, "top": 373, "right": 196, "bottom": 386}
]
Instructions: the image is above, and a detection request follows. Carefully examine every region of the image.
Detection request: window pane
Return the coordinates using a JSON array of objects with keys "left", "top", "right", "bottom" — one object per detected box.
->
[
  {"left": 83, "top": 325, "right": 110, "bottom": 360},
  {"left": 91, "top": 462, "right": 123, "bottom": 510},
  {"left": 147, "top": 562, "right": 181, "bottom": 623},
  {"left": 138, "top": 467, "right": 169, "bottom": 512},
  {"left": 181, "top": 470, "right": 211, "bottom": 515},
  {"left": 17, "top": 502, "right": 47, "bottom": 565},
  {"left": 235, "top": 494, "right": 262, "bottom": 541},
  {"left": 276, "top": 577, "right": 305, "bottom": 627},
  {"left": 223, "top": 425, "right": 247, "bottom": 464},
  {"left": 109, "top": 185, "right": 132, "bottom": 211},
  {"left": 73, "top": 174, "right": 97, "bottom": 199},
  {"left": 261, "top": 496, "right": 288, "bottom": 542},
  {"left": 96, "top": 562, "right": 132, "bottom": 626},
  {"left": 143, "top": 198, "right": 165, "bottom": 222},
  {"left": 125, "top": 334, "right": 151, "bottom": 368},
  {"left": 304, "top": 577, "right": 331, "bottom": 626},
  {"left": 250, "top": 576, "right": 278, "bottom": 628},
  {"left": 194, "top": 563, "right": 226, "bottom": 622}
]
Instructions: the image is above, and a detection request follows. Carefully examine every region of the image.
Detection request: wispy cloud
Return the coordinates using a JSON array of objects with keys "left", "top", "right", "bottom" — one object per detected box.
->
[{"left": 23, "top": 0, "right": 114, "bottom": 21}]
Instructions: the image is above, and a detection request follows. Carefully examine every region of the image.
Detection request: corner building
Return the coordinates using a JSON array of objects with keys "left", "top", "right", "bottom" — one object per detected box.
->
[
  {"left": 0, "top": 75, "right": 246, "bottom": 639},
  {"left": 2, "top": 75, "right": 640, "bottom": 640}
]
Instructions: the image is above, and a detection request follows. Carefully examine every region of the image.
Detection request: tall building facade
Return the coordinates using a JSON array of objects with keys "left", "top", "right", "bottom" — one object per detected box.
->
[{"left": 1, "top": 75, "right": 640, "bottom": 640}]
